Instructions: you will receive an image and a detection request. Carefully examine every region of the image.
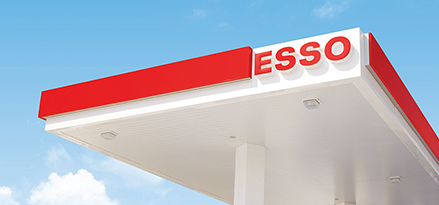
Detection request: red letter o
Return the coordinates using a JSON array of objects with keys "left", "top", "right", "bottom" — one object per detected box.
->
[{"left": 325, "top": 36, "right": 351, "bottom": 61}]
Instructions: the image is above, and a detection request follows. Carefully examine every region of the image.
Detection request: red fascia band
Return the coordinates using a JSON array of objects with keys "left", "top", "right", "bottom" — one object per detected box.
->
[
  {"left": 368, "top": 33, "right": 439, "bottom": 161},
  {"left": 38, "top": 46, "right": 253, "bottom": 119}
]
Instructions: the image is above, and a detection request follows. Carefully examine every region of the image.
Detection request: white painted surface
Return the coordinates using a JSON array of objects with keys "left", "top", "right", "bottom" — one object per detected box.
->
[
  {"left": 234, "top": 143, "right": 265, "bottom": 205},
  {"left": 43, "top": 28, "right": 439, "bottom": 205}
]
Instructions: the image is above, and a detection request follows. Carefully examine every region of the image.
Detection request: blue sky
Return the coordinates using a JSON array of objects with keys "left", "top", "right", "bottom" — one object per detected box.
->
[{"left": 1, "top": 0, "right": 438, "bottom": 204}]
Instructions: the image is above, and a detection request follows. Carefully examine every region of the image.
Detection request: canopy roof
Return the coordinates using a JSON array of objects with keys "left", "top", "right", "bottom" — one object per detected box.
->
[{"left": 39, "top": 28, "right": 439, "bottom": 205}]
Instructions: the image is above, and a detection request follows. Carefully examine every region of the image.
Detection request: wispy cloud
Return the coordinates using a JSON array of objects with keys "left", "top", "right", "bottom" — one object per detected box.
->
[
  {"left": 0, "top": 186, "right": 19, "bottom": 205},
  {"left": 88, "top": 157, "right": 164, "bottom": 188},
  {"left": 29, "top": 169, "right": 118, "bottom": 205},
  {"left": 186, "top": 9, "right": 208, "bottom": 19},
  {"left": 312, "top": 0, "right": 350, "bottom": 18},
  {"left": 217, "top": 22, "right": 232, "bottom": 29},
  {"left": 83, "top": 156, "right": 171, "bottom": 198},
  {"left": 44, "top": 145, "right": 74, "bottom": 172},
  {"left": 153, "top": 187, "right": 173, "bottom": 197}
]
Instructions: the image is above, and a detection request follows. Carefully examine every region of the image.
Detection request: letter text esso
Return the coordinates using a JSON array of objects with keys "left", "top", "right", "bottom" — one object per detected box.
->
[{"left": 254, "top": 36, "right": 352, "bottom": 76}]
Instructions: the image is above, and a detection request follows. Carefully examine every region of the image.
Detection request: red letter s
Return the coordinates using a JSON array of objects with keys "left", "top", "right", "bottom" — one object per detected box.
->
[
  {"left": 275, "top": 47, "right": 296, "bottom": 71},
  {"left": 299, "top": 42, "right": 321, "bottom": 67}
]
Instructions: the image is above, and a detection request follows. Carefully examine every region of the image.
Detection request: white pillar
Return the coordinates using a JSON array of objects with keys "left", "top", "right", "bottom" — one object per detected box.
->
[{"left": 233, "top": 143, "right": 265, "bottom": 205}]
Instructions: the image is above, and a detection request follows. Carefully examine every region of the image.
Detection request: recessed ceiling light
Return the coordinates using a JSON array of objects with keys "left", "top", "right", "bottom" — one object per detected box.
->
[
  {"left": 302, "top": 98, "right": 321, "bottom": 109},
  {"left": 389, "top": 176, "right": 402, "bottom": 183},
  {"left": 101, "top": 131, "right": 117, "bottom": 141}
]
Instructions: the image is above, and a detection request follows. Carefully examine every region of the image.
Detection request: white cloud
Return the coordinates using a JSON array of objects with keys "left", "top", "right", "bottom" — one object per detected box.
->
[
  {"left": 313, "top": 0, "right": 350, "bottom": 18},
  {"left": 0, "top": 186, "right": 20, "bottom": 205},
  {"left": 153, "top": 187, "right": 173, "bottom": 197},
  {"left": 29, "top": 169, "right": 118, "bottom": 205},
  {"left": 217, "top": 22, "right": 232, "bottom": 29},
  {"left": 186, "top": 9, "right": 208, "bottom": 19},
  {"left": 83, "top": 156, "right": 170, "bottom": 197},
  {"left": 44, "top": 145, "right": 74, "bottom": 171},
  {"left": 94, "top": 158, "right": 164, "bottom": 188}
]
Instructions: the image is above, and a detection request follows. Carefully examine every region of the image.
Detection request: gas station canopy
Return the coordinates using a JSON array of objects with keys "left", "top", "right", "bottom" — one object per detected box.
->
[{"left": 39, "top": 28, "right": 439, "bottom": 205}]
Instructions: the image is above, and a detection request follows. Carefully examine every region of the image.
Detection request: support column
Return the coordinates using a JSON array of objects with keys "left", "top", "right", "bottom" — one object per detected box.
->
[{"left": 233, "top": 143, "right": 265, "bottom": 205}]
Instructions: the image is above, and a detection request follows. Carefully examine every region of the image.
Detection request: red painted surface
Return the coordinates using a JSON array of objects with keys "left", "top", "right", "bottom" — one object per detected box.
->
[
  {"left": 275, "top": 47, "right": 296, "bottom": 71},
  {"left": 254, "top": 36, "right": 353, "bottom": 75},
  {"left": 368, "top": 33, "right": 439, "bottom": 161},
  {"left": 299, "top": 42, "right": 321, "bottom": 67},
  {"left": 254, "top": 51, "right": 272, "bottom": 75},
  {"left": 325, "top": 36, "right": 351, "bottom": 61},
  {"left": 38, "top": 46, "right": 253, "bottom": 119}
]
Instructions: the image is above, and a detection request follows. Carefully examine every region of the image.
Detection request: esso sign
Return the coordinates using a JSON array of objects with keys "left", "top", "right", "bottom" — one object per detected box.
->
[{"left": 254, "top": 36, "right": 351, "bottom": 76}]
